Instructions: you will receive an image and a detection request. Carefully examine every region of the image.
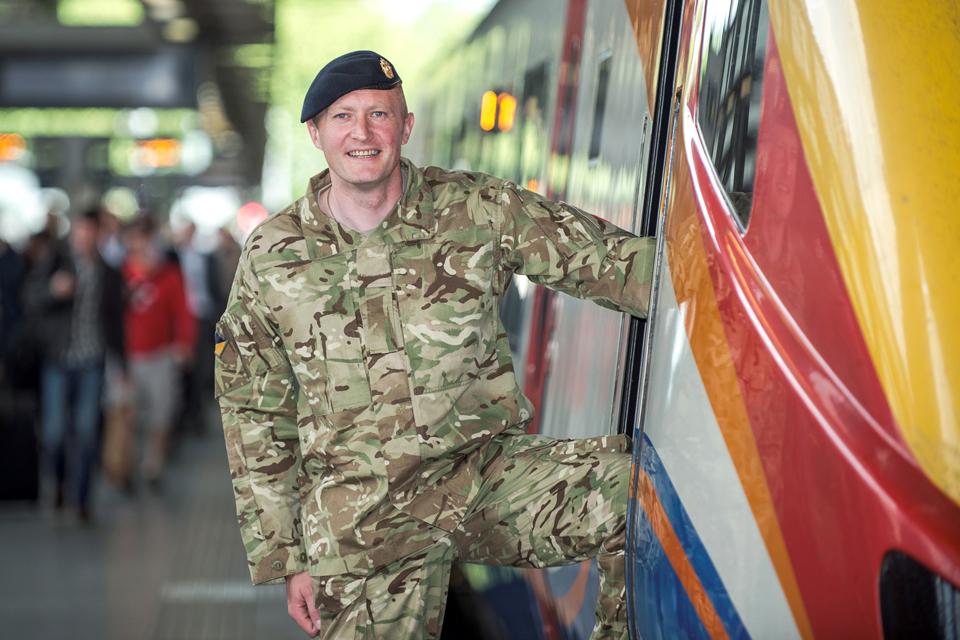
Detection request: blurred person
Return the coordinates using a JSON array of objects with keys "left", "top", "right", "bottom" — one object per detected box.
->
[
  {"left": 98, "top": 209, "right": 125, "bottom": 269},
  {"left": 21, "top": 210, "right": 126, "bottom": 521},
  {"left": 215, "top": 227, "right": 241, "bottom": 318},
  {"left": 173, "top": 221, "right": 220, "bottom": 436},
  {"left": 216, "top": 52, "right": 653, "bottom": 640},
  {"left": 122, "top": 216, "right": 195, "bottom": 485},
  {"left": 94, "top": 207, "right": 136, "bottom": 488},
  {"left": 13, "top": 230, "right": 55, "bottom": 394},
  {"left": 0, "top": 238, "right": 24, "bottom": 385}
]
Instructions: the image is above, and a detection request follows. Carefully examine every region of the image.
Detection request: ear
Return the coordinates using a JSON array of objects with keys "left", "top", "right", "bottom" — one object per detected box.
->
[
  {"left": 401, "top": 112, "right": 415, "bottom": 145},
  {"left": 306, "top": 118, "right": 323, "bottom": 151}
]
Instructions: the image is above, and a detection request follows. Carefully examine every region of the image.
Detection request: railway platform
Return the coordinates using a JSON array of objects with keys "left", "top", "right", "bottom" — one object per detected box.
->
[{"left": 0, "top": 426, "right": 302, "bottom": 640}]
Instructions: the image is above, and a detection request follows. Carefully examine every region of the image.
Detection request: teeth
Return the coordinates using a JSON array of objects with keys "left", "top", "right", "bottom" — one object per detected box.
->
[{"left": 348, "top": 150, "right": 379, "bottom": 157}]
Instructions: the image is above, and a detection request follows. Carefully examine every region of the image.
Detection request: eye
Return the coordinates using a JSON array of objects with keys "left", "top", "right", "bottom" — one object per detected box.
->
[{"left": 372, "top": 111, "right": 386, "bottom": 117}]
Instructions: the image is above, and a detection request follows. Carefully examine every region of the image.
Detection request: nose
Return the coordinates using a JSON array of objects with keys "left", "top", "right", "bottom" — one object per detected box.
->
[{"left": 351, "top": 117, "right": 371, "bottom": 141}]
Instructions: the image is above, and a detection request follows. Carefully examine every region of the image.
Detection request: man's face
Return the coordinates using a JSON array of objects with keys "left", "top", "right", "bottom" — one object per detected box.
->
[
  {"left": 69, "top": 218, "right": 98, "bottom": 259},
  {"left": 306, "top": 87, "right": 414, "bottom": 191}
]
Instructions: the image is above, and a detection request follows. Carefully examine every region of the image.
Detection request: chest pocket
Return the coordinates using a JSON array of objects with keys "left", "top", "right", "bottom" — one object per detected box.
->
[
  {"left": 356, "top": 246, "right": 403, "bottom": 357},
  {"left": 395, "top": 234, "right": 497, "bottom": 394},
  {"left": 307, "top": 256, "right": 373, "bottom": 414},
  {"left": 263, "top": 256, "right": 371, "bottom": 416}
]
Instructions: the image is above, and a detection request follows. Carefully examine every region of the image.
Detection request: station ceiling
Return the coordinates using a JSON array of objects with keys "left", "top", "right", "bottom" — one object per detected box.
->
[{"left": 0, "top": 0, "right": 274, "bottom": 187}]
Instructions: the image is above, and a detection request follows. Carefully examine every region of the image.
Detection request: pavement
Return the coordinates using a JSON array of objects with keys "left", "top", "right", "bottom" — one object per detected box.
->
[{"left": 0, "top": 421, "right": 303, "bottom": 640}]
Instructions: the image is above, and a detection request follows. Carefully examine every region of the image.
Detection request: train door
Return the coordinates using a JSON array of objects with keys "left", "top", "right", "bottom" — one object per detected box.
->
[
  {"left": 534, "top": 0, "right": 657, "bottom": 442},
  {"left": 516, "top": 0, "right": 671, "bottom": 637}
]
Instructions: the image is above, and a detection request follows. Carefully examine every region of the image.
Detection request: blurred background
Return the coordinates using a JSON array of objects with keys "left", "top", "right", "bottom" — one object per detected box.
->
[{"left": 0, "top": 1, "right": 496, "bottom": 639}]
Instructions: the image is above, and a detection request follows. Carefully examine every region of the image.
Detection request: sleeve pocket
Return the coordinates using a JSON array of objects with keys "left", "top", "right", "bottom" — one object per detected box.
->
[{"left": 215, "top": 321, "right": 252, "bottom": 397}]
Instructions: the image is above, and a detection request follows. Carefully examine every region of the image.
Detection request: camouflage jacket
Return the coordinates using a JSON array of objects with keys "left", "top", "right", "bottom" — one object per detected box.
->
[{"left": 216, "top": 158, "right": 655, "bottom": 584}]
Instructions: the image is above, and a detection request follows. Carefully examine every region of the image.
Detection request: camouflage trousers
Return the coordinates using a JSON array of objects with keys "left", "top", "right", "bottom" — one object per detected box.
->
[{"left": 311, "top": 433, "right": 630, "bottom": 640}]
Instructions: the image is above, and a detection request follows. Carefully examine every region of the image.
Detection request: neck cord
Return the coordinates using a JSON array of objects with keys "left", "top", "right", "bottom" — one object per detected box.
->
[{"left": 326, "top": 185, "right": 402, "bottom": 229}]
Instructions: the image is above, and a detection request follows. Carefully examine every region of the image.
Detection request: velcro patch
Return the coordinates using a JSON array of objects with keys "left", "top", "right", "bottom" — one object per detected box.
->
[{"left": 214, "top": 331, "right": 227, "bottom": 357}]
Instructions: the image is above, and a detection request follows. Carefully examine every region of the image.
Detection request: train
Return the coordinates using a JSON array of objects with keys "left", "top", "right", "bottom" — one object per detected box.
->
[{"left": 408, "top": 0, "right": 960, "bottom": 638}]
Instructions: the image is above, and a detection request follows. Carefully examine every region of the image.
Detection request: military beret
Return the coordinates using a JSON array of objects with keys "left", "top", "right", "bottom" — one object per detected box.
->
[{"left": 300, "top": 50, "right": 402, "bottom": 123}]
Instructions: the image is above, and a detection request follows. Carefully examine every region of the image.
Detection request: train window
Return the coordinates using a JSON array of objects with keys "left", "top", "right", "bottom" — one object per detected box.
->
[
  {"left": 520, "top": 62, "right": 549, "bottom": 189},
  {"left": 697, "top": 0, "right": 769, "bottom": 229},
  {"left": 588, "top": 52, "right": 613, "bottom": 161}
]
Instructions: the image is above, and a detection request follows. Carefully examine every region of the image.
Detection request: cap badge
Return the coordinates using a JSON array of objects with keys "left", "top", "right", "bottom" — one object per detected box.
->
[{"left": 380, "top": 58, "right": 394, "bottom": 79}]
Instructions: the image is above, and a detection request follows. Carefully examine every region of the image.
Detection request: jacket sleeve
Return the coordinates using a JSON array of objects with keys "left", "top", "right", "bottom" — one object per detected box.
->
[
  {"left": 496, "top": 181, "right": 656, "bottom": 318},
  {"left": 215, "top": 256, "right": 306, "bottom": 585},
  {"left": 101, "top": 265, "right": 127, "bottom": 370},
  {"left": 168, "top": 265, "right": 197, "bottom": 352}
]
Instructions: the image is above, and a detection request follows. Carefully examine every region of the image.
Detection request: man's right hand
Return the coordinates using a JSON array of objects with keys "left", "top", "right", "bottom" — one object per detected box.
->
[
  {"left": 49, "top": 270, "right": 76, "bottom": 299},
  {"left": 286, "top": 570, "right": 322, "bottom": 637}
]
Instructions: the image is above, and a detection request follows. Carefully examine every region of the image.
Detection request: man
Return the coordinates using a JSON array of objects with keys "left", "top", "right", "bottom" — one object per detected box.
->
[
  {"left": 216, "top": 51, "right": 654, "bottom": 639},
  {"left": 122, "top": 216, "right": 195, "bottom": 484},
  {"left": 22, "top": 210, "right": 125, "bottom": 521},
  {"left": 174, "top": 221, "right": 222, "bottom": 436}
]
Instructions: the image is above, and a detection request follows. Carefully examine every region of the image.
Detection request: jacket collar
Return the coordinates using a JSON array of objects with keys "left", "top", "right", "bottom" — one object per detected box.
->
[{"left": 300, "top": 157, "right": 436, "bottom": 258}]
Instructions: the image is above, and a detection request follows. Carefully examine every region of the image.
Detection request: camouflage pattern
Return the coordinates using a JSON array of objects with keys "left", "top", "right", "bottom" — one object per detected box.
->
[
  {"left": 310, "top": 433, "right": 630, "bottom": 640},
  {"left": 215, "top": 157, "right": 654, "bottom": 589}
]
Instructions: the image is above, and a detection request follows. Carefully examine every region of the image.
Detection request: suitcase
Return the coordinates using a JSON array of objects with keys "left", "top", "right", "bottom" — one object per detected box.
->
[{"left": 0, "top": 389, "right": 40, "bottom": 501}]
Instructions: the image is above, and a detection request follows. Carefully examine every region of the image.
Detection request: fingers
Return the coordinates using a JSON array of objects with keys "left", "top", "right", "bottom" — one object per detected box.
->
[
  {"left": 305, "top": 581, "right": 322, "bottom": 635},
  {"left": 286, "top": 571, "right": 321, "bottom": 637}
]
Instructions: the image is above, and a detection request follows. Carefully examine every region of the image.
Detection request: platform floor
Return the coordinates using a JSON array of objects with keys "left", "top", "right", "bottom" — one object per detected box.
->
[{"left": 0, "top": 429, "right": 303, "bottom": 640}]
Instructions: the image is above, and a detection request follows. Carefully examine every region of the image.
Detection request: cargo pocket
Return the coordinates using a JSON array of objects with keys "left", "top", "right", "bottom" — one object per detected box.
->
[{"left": 214, "top": 322, "right": 251, "bottom": 398}]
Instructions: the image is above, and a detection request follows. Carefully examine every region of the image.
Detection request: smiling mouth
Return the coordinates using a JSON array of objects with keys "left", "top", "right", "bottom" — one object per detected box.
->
[{"left": 348, "top": 150, "right": 380, "bottom": 157}]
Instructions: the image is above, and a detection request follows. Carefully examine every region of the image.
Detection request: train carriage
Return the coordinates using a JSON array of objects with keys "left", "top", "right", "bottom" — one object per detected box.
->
[{"left": 412, "top": 0, "right": 960, "bottom": 638}]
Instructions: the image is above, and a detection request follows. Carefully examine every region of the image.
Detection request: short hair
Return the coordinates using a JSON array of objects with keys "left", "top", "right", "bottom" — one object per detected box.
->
[
  {"left": 79, "top": 208, "right": 100, "bottom": 226},
  {"left": 125, "top": 214, "right": 155, "bottom": 237}
]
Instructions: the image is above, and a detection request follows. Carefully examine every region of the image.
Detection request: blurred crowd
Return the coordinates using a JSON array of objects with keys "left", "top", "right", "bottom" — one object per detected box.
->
[{"left": 0, "top": 208, "right": 242, "bottom": 523}]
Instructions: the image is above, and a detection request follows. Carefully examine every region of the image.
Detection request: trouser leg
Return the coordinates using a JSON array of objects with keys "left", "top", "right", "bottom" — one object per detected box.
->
[
  {"left": 73, "top": 362, "right": 103, "bottom": 510},
  {"left": 454, "top": 434, "right": 631, "bottom": 640},
  {"left": 41, "top": 363, "right": 69, "bottom": 492},
  {"left": 312, "top": 541, "right": 454, "bottom": 640}
]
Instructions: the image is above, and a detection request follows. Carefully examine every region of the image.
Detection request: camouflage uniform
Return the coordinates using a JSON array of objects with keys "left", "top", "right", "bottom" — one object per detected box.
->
[{"left": 216, "top": 158, "right": 654, "bottom": 638}]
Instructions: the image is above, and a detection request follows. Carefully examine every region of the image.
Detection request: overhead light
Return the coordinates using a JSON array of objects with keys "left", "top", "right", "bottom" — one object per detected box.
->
[
  {"left": 144, "top": 0, "right": 184, "bottom": 22},
  {"left": 163, "top": 17, "right": 199, "bottom": 43},
  {"left": 480, "top": 91, "right": 518, "bottom": 132},
  {"left": 497, "top": 93, "right": 517, "bottom": 132},
  {"left": 136, "top": 138, "right": 181, "bottom": 168},
  {"left": 0, "top": 133, "right": 27, "bottom": 162},
  {"left": 480, "top": 91, "right": 497, "bottom": 131}
]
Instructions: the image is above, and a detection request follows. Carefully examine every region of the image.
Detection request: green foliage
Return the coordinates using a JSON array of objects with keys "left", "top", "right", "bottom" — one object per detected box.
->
[{"left": 57, "top": 0, "right": 144, "bottom": 25}]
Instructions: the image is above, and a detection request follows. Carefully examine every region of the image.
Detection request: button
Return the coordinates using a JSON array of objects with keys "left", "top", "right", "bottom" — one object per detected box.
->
[
  {"left": 299, "top": 553, "right": 307, "bottom": 562},
  {"left": 272, "top": 560, "right": 283, "bottom": 571}
]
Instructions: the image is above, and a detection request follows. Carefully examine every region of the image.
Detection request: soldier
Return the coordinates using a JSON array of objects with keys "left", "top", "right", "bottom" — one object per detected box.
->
[{"left": 215, "top": 50, "right": 655, "bottom": 639}]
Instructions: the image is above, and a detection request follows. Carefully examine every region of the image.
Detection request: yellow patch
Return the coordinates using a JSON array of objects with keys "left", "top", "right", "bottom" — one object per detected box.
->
[{"left": 214, "top": 341, "right": 226, "bottom": 357}]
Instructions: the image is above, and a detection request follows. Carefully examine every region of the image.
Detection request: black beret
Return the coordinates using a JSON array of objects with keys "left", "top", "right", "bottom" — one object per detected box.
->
[{"left": 300, "top": 50, "right": 402, "bottom": 123}]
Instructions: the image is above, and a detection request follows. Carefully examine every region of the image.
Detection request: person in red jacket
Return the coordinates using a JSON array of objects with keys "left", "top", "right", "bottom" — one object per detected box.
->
[{"left": 122, "top": 216, "right": 195, "bottom": 484}]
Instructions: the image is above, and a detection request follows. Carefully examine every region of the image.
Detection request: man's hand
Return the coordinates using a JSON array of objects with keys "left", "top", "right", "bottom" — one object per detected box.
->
[
  {"left": 286, "top": 570, "right": 322, "bottom": 637},
  {"left": 49, "top": 271, "right": 76, "bottom": 299}
]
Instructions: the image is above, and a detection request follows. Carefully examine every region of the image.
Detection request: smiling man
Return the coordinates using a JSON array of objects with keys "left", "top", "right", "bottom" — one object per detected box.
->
[{"left": 215, "top": 50, "right": 655, "bottom": 640}]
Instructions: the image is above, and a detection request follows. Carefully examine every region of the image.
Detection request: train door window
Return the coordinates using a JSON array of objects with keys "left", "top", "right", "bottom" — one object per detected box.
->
[
  {"left": 520, "top": 62, "right": 549, "bottom": 190},
  {"left": 697, "top": 0, "right": 769, "bottom": 229},
  {"left": 588, "top": 51, "right": 613, "bottom": 162}
]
